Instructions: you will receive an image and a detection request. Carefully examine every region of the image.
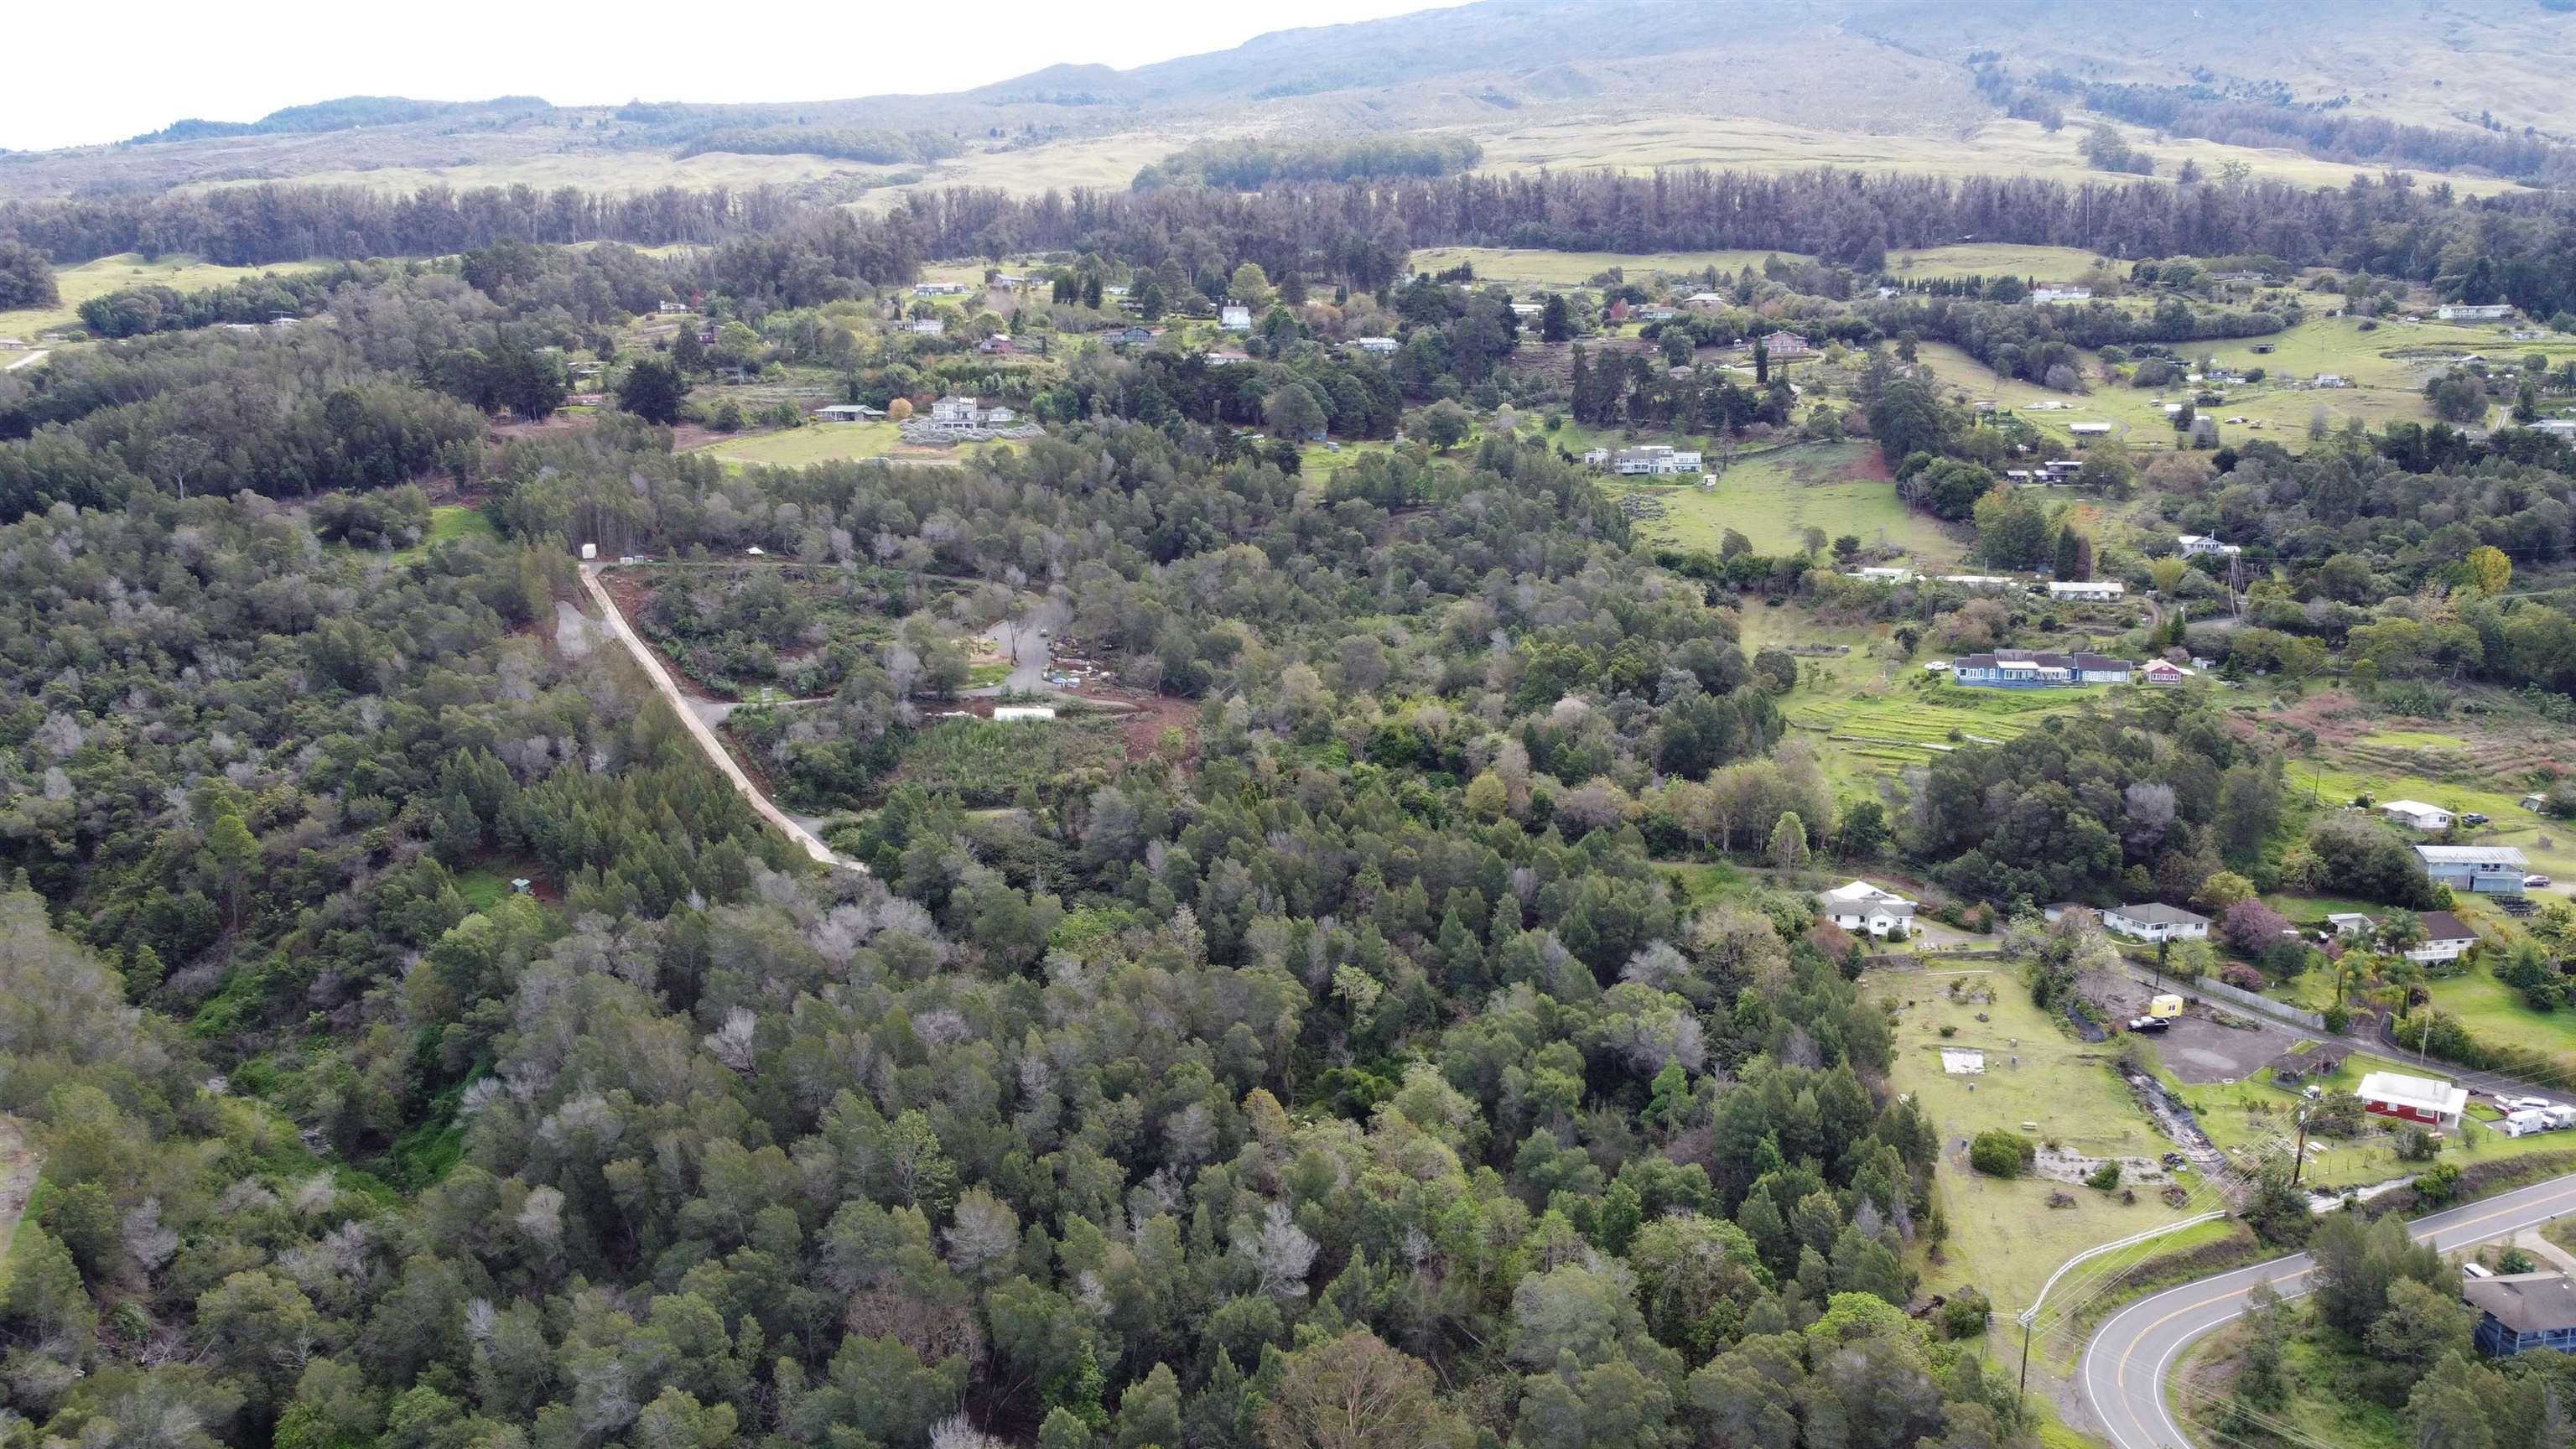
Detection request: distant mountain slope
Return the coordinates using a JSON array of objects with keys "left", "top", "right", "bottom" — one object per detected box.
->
[
  {"left": 3, "top": 0, "right": 2568, "bottom": 202},
  {"left": 127, "top": 96, "right": 553, "bottom": 146}
]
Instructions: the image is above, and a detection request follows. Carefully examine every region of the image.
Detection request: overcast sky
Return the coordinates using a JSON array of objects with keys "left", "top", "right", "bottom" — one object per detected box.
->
[{"left": 7, "top": 0, "right": 1466, "bottom": 152}]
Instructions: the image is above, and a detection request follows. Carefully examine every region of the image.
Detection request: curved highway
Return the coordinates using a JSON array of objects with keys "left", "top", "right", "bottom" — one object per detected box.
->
[{"left": 2082, "top": 1171, "right": 2576, "bottom": 1448}]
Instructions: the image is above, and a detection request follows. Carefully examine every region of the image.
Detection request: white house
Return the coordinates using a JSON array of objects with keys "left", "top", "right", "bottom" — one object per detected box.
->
[
  {"left": 2359, "top": 1070, "right": 2467, "bottom": 1132},
  {"left": 2314, "top": 372, "right": 2349, "bottom": 387},
  {"left": 930, "top": 396, "right": 982, "bottom": 425},
  {"left": 903, "top": 319, "right": 946, "bottom": 336},
  {"left": 813, "top": 403, "right": 885, "bottom": 423},
  {"left": 1821, "top": 880, "right": 1918, "bottom": 937},
  {"left": 2324, "top": 911, "right": 2376, "bottom": 937},
  {"left": 1219, "top": 304, "right": 1253, "bottom": 332},
  {"left": 912, "top": 282, "right": 970, "bottom": 297},
  {"left": 1580, "top": 447, "right": 1611, "bottom": 467},
  {"left": 1612, "top": 445, "right": 1704, "bottom": 476},
  {"left": 655, "top": 300, "right": 689, "bottom": 314},
  {"left": 2139, "top": 659, "right": 2195, "bottom": 686},
  {"left": 2031, "top": 285, "right": 2093, "bottom": 304},
  {"left": 2438, "top": 303, "right": 2512, "bottom": 321},
  {"left": 2046, "top": 580, "right": 2124, "bottom": 601},
  {"left": 1351, "top": 336, "right": 1400, "bottom": 355},
  {"left": 2067, "top": 422, "right": 2114, "bottom": 438},
  {"left": 2381, "top": 799, "right": 2454, "bottom": 831},
  {"left": 1938, "top": 574, "right": 2017, "bottom": 589},
  {"left": 2406, "top": 911, "right": 2480, "bottom": 965},
  {"left": 2177, "top": 534, "right": 2241, "bottom": 558},
  {"left": 1852, "top": 566, "right": 1917, "bottom": 583},
  {"left": 2101, "top": 902, "right": 2210, "bottom": 942}
]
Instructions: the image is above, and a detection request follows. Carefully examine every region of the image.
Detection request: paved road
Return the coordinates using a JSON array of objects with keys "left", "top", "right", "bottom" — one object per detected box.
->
[
  {"left": 576, "top": 564, "right": 866, "bottom": 875},
  {"left": 2081, "top": 1171, "right": 2576, "bottom": 1449}
]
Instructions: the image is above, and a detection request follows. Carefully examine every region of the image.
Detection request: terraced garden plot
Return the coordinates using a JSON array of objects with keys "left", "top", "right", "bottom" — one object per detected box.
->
[{"left": 1788, "top": 684, "right": 2099, "bottom": 773}]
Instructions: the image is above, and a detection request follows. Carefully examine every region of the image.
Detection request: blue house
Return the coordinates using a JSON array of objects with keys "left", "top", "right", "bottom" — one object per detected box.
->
[
  {"left": 2467, "top": 1272, "right": 2576, "bottom": 1358},
  {"left": 1950, "top": 650, "right": 2134, "bottom": 689},
  {"left": 2414, "top": 844, "right": 2531, "bottom": 896}
]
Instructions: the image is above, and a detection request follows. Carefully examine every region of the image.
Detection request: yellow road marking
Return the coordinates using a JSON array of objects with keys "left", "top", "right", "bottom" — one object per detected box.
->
[{"left": 2101, "top": 1183, "right": 2576, "bottom": 1446}]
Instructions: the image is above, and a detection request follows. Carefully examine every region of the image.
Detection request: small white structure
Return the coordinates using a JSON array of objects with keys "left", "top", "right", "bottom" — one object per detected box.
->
[
  {"left": 903, "top": 319, "right": 947, "bottom": 336},
  {"left": 1352, "top": 336, "right": 1400, "bottom": 355},
  {"left": 2067, "top": 422, "right": 2113, "bottom": 437},
  {"left": 2046, "top": 579, "right": 2124, "bottom": 601},
  {"left": 1821, "top": 880, "right": 1918, "bottom": 937},
  {"left": 2139, "top": 659, "right": 2195, "bottom": 686},
  {"left": 994, "top": 706, "right": 1057, "bottom": 722},
  {"left": 1219, "top": 304, "right": 1253, "bottom": 332},
  {"left": 814, "top": 403, "right": 885, "bottom": 423},
  {"left": 1940, "top": 1049, "right": 1986, "bottom": 1075},
  {"left": 2031, "top": 285, "right": 2093, "bottom": 304},
  {"left": 2101, "top": 902, "right": 2210, "bottom": 942},
  {"left": 931, "top": 396, "right": 982, "bottom": 425},
  {"left": 2438, "top": 303, "right": 2512, "bottom": 321},
  {"left": 2324, "top": 911, "right": 2376, "bottom": 937},
  {"left": 745, "top": 546, "right": 766, "bottom": 558},
  {"left": 2381, "top": 799, "right": 2454, "bottom": 831},
  {"left": 2359, "top": 1070, "right": 2468, "bottom": 1133},
  {"left": 2177, "top": 533, "right": 2241, "bottom": 558},
  {"left": 656, "top": 300, "right": 689, "bottom": 314},
  {"left": 912, "top": 282, "right": 970, "bottom": 297},
  {"left": 1852, "top": 566, "right": 1916, "bottom": 583},
  {"left": 579, "top": 543, "right": 598, "bottom": 560}
]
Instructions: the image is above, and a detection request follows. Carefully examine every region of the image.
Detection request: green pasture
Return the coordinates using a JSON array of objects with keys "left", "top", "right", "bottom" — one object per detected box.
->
[
  {"left": 693, "top": 421, "right": 950, "bottom": 467},
  {"left": 1405, "top": 246, "right": 1810, "bottom": 288},
  {"left": 1881, "top": 973, "right": 2214, "bottom": 1317},
  {"left": 0, "top": 252, "right": 336, "bottom": 342},
  {"left": 1603, "top": 440, "right": 1963, "bottom": 564}
]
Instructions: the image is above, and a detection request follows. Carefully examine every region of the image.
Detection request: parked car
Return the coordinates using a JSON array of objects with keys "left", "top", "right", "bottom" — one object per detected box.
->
[
  {"left": 2462, "top": 812, "right": 2491, "bottom": 826},
  {"left": 2527, "top": 874, "right": 2554, "bottom": 889}
]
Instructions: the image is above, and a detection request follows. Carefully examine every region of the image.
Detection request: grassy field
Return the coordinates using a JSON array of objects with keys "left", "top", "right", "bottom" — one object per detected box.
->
[
  {"left": 1460, "top": 111, "right": 2526, "bottom": 199},
  {"left": 392, "top": 506, "right": 497, "bottom": 561},
  {"left": 0, "top": 253, "right": 335, "bottom": 341},
  {"left": 1917, "top": 313, "right": 2576, "bottom": 454},
  {"left": 1603, "top": 440, "right": 1964, "bottom": 564},
  {"left": 693, "top": 422, "right": 952, "bottom": 467},
  {"left": 1882, "top": 971, "right": 2215, "bottom": 1317},
  {"left": 1886, "top": 245, "right": 2109, "bottom": 281},
  {"left": 1786, "top": 679, "right": 2095, "bottom": 776},
  {"left": 2427, "top": 969, "right": 2576, "bottom": 1078},
  {"left": 1405, "top": 246, "right": 1810, "bottom": 288}
]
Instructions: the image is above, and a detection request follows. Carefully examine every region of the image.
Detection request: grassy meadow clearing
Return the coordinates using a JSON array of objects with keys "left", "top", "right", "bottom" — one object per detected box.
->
[
  {"left": 1914, "top": 312, "right": 2576, "bottom": 452},
  {"left": 691, "top": 421, "right": 956, "bottom": 468},
  {"left": 1881, "top": 972, "right": 2217, "bottom": 1319},
  {"left": 0, "top": 252, "right": 335, "bottom": 341},
  {"left": 1600, "top": 439, "right": 1964, "bottom": 563},
  {"left": 1460, "top": 110, "right": 2525, "bottom": 198}
]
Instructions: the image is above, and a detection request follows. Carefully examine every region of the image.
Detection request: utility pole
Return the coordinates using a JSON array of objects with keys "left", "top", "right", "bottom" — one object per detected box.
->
[
  {"left": 2290, "top": 1108, "right": 2311, "bottom": 1187},
  {"left": 2018, "top": 1310, "right": 2035, "bottom": 1394}
]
